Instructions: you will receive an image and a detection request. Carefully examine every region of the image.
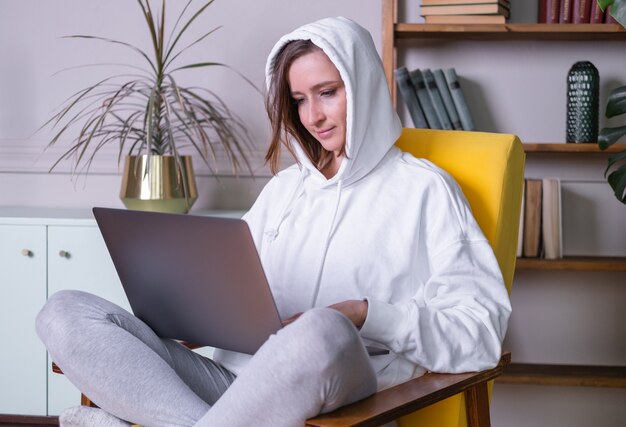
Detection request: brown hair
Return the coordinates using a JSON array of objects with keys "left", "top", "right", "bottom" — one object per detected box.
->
[{"left": 265, "top": 40, "right": 344, "bottom": 175}]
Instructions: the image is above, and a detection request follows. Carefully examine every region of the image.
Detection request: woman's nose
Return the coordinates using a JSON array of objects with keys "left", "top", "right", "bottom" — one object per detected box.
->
[{"left": 306, "top": 100, "right": 325, "bottom": 126}]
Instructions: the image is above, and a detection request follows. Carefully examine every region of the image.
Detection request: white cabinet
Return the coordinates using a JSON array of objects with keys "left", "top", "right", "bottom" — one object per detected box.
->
[
  {"left": 0, "top": 209, "right": 130, "bottom": 416},
  {"left": 0, "top": 208, "right": 241, "bottom": 417},
  {"left": 0, "top": 225, "right": 47, "bottom": 416},
  {"left": 46, "top": 224, "right": 130, "bottom": 416}
]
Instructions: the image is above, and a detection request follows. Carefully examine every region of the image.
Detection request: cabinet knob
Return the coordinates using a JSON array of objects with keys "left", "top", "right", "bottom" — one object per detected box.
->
[
  {"left": 58, "top": 250, "right": 71, "bottom": 259},
  {"left": 21, "top": 249, "right": 33, "bottom": 257}
]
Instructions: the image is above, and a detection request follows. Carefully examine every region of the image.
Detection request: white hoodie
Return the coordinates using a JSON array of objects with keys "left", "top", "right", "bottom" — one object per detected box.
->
[{"left": 213, "top": 17, "right": 511, "bottom": 391}]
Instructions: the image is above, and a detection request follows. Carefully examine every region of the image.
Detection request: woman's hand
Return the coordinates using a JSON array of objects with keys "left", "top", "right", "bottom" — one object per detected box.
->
[
  {"left": 328, "top": 299, "right": 368, "bottom": 329},
  {"left": 281, "top": 299, "right": 368, "bottom": 328}
]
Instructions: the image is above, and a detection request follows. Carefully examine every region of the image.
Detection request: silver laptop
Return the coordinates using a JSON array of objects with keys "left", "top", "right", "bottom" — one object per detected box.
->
[
  {"left": 93, "top": 207, "right": 282, "bottom": 355},
  {"left": 93, "top": 207, "right": 389, "bottom": 357}
]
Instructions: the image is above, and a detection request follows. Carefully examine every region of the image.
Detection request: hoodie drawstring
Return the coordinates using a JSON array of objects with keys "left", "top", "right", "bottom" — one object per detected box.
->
[
  {"left": 310, "top": 179, "right": 343, "bottom": 308},
  {"left": 264, "top": 172, "right": 306, "bottom": 241}
]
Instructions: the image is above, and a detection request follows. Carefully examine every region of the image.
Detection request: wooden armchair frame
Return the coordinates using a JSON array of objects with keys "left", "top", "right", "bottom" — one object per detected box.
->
[{"left": 53, "top": 353, "right": 510, "bottom": 427}]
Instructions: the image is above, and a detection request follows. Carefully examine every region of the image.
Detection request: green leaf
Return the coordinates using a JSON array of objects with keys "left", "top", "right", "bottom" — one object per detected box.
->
[
  {"left": 164, "top": 0, "right": 216, "bottom": 65},
  {"left": 597, "top": 0, "right": 614, "bottom": 12},
  {"left": 605, "top": 86, "right": 626, "bottom": 118},
  {"left": 607, "top": 167, "right": 626, "bottom": 203},
  {"left": 605, "top": 149, "right": 626, "bottom": 175},
  {"left": 609, "top": 0, "right": 626, "bottom": 28},
  {"left": 64, "top": 35, "right": 157, "bottom": 75},
  {"left": 598, "top": 125, "right": 626, "bottom": 149}
]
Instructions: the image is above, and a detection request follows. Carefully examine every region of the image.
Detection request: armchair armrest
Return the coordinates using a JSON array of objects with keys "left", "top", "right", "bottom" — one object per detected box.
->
[
  {"left": 306, "top": 352, "right": 511, "bottom": 427},
  {"left": 53, "top": 351, "right": 510, "bottom": 427}
]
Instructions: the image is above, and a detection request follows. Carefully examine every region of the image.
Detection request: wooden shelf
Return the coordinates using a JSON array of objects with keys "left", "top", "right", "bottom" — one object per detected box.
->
[
  {"left": 498, "top": 363, "right": 626, "bottom": 388},
  {"left": 516, "top": 257, "right": 626, "bottom": 272},
  {"left": 522, "top": 143, "right": 626, "bottom": 153},
  {"left": 394, "top": 23, "right": 626, "bottom": 41}
]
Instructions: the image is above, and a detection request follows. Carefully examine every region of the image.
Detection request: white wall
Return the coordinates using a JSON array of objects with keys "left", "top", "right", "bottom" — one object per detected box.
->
[{"left": 0, "top": 0, "right": 381, "bottom": 210}]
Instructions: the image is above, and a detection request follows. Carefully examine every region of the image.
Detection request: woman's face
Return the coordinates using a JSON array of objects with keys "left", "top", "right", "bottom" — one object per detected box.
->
[{"left": 288, "top": 49, "right": 347, "bottom": 157}]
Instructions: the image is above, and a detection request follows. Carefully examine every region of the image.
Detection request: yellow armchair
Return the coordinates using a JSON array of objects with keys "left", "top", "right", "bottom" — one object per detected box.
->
[
  {"left": 55, "top": 128, "right": 525, "bottom": 427},
  {"left": 307, "top": 128, "right": 525, "bottom": 427}
]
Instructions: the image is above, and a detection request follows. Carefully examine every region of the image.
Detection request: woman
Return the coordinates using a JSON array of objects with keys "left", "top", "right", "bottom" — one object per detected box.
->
[{"left": 37, "top": 17, "right": 511, "bottom": 427}]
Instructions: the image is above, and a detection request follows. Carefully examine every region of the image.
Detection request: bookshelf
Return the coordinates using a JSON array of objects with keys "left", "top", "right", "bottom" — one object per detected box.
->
[
  {"left": 523, "top": 143, "right": 626, "bottom": 153},
  {"left": 382, "top": 2, "right": 626, "bottom": 103},
  {"left": 381, "top": 0, "right": 626, "bottom": 398}
]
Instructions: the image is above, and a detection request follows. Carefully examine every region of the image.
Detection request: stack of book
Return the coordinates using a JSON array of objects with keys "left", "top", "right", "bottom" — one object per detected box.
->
[
  {"left": 420, "top": 0, "right": 511, "bottom": 24},
  {"left": 517, "top": 178, "right": 563, "bottom": 259},
  {"left": 538, "top": 0, "right": 617, "bottom": 24},
  {"left": 394, "top": 67, "right": 475, "bottom": 130}
]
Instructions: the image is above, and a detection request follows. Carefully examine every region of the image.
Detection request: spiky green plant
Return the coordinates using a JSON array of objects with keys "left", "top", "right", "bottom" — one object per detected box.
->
[
  {"left": 42, "top": 0, "right": 255, "bottom": 178},
  {"left": 596, "top": 1, "right": 626, "bottom": 204}
]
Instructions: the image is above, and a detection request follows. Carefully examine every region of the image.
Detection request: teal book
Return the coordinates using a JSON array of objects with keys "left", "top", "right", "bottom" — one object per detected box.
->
[
  {"left": 432, "top": 68, "right": 463, "bottom": 130},
  {"left": 443, "top": 68, "right": 475, "bottom": 131},
  {"left": 394, "top": 67, "right": 428, "bottom": 128},
  {"left": 423, "top": 69, "right": 453, "bottom": 130},
  {"left": 408, "top": 69, "right": 441, "bottom": 129}
]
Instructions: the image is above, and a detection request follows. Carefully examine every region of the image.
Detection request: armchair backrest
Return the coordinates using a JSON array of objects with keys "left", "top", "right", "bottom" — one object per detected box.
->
[
  {"left": 395, "top": 128, "right": 525, "bottom": 427},
  {"left": 396, "top": 128, "right": 525, "bottom": 293}
]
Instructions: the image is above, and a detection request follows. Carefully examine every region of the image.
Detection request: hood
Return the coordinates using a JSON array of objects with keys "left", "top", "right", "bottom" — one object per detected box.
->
[{"left": 265, "top": 16, "right": 402, "bottom": 187}]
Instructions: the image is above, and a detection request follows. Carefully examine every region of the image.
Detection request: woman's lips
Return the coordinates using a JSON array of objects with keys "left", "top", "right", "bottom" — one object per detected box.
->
[{"left": 315, "top": 127, "right": 334, "bottom": 139}]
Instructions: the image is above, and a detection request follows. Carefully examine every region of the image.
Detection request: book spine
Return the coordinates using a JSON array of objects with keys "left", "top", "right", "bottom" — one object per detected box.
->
[
  {"left": 523, "top": 179, "right": 543, "bottom": 258},
  {"left": 517, "top": 180, "right": 525, "bottom": 258},
  {"left": 422, "top": 0, "right": 510, "bottom": 5},
  {"left": 541, "top": 178, "right": 563, "bottom": 260},
  {"left": 573, "top": 0, "right": 592, "bottom": 23},
  {"left": 606, "top": 4, "right": 619, "bottom": 23},
  {"left": 422, "top": 69, "right": 453, "bottom": 130},
  {"left": 443, "top": 68, "right": 475, "bottom": 131},
  {"left": 394, "top": 67, "right": 428, "bottom": 129},
  {"left": 560, "top": 0, "right": 574, "bottom": 23},
  {"left": 590, "top": 0, "right": 604, "bottom": 22},
  {"left": 432, "top": 68, "right": 463, "bottom": 130},
  {"left": 420, "top": 3, "right": 509, "bottom": 16},
  {"left": 547, "top": 0, "right": 561, "bottom": 23},
  {"left": 408, "top": 69, "right": 442, "bottom": 129}
]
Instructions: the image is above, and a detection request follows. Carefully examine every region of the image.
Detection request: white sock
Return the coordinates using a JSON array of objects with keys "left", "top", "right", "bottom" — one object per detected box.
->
[{"left": 59, "top": 406, "right": 131, "bottom": 427}]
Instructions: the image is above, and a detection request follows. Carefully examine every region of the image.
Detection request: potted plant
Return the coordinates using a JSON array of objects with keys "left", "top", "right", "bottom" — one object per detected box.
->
[
  {"left": 596, "top": 1, "right": 626, "bottom": 204},
  {"left": 41, "top": 0, "right": 255, "bottom": 213}
]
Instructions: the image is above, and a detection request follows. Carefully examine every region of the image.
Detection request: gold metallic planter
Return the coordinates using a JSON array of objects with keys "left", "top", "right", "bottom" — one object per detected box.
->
[{"left": 120, "top": 155, "right": 198, "bottom": 214}]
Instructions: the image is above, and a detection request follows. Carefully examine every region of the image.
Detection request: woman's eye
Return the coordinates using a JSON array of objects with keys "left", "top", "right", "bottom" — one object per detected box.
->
[
  {"left": 292, "top": 98, "right": 305, "bottom": 106},
  {"left": 321, "top": 89, "right": 336, "bottom": 97}
]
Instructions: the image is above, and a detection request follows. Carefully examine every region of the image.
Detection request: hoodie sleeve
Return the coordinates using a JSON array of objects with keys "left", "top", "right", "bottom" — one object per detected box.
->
[{"left": 359, "top": 171, "right": 512, "bottom": 373}]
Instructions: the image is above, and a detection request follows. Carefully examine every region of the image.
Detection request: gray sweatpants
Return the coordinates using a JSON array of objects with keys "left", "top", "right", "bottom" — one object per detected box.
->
[{"left": 36, "top": 290, "right": 377, "bottom": 427}]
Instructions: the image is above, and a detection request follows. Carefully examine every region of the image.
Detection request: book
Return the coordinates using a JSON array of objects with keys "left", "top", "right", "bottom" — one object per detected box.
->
[
  {"left": 422, "top": 69, "right": 453, "bottom": 130},
  {"left": 432, "top": 68, "right": 463, "bottom": 130},
  {"left": 590, "top": 0, "right": 604, "bottom": 22},
  {"left": 523, "top": 179, "right": 543, "bottom": 258},
  {"left": 424, "top": 14, "right": 507, "bottom": 24},
  {"left": 394, "top": 67, "right": 429, "bottom": 128},
  {"left": 539, "top": 0, "right": 561, "bottom": 23},
  {"left": 573, "top": 0, "right": 592, "bottom": 23},
  {"left": 443, "top": 68, "right": 475, "bottom": 131},
  {"left": 517, "top": 180, "right": 525, "bottom": 258},
  {"left": 541, "top": 178, "right": 562, "bottom": 260},
  {"left": 422, "top": 0, "right": 509, "bottom": 5},
  {"left": 560, "top": 0, "right": 574, "bottom": 23},
  {"left": 420, "top": 3, "right": 510, "bottom": 17},
  {"left": 408, "top": 69, "right": 442, "bottom": 129},
  {"left": 606, "top": 4, "right": 619, "bottom": 24}
]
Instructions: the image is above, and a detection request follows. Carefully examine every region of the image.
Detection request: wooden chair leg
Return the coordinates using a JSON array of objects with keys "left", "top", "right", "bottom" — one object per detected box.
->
[
  {"left": 80, "top": 393, "right": 98, "bottom": 408},
  {"left": 464, "top": 381, "right": 490, "bottom": 427}
]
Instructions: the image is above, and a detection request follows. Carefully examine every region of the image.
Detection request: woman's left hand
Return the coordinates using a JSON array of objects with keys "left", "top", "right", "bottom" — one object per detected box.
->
[{"left": 328, "top": 299, "right": 368, "bottom": 329}]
